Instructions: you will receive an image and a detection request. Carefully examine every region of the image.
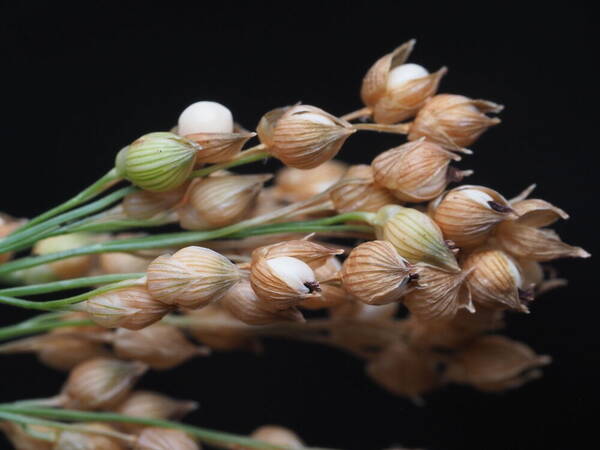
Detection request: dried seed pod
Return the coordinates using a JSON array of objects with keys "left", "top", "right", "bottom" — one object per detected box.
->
[
  {"left": 445, "top": 335, "right": 551, "bottom": 392},
  {"left": 99, "top": 252, "right": 152, "bottom": 274},
  {"left": 373, "top": 204, "right": 460, "bottom": 272},
  {"left": 185, "top": 131, "right": 256, "bottom": 164},
  {"left": 178, "top": 101, "right": 234, "bottom": 135},
  {"left": 220, "top": 280, "right": 304, "bottom": 325},
  {"left": 273, "top": 160, "right": 348, "bottom": 202},
  {"left": 340, "top": 240, "right": 415, "bottom": 305},
  {"left": 463, "top": 248, "right": 530, "bottom": 313},
  {"left": 0, "top": 421, "right": 56, "bottom": 450},
  {"left": 258, "top": 105, "right": 355, "bottom": 169},
  {"left": 249, "top": 425, "right": 304, "bottom": 449},
  {"left": 496, "top": 221, "right": 590, "bottom": 261},
  {"left": 372, "top": 139, "right": 471, "bottom": 202},
  {"left": 0, "top": 333, "right": 110, "bottom": 371},
  {"left": 55, "top": 423, "right": 127, "bottom": 450},
  {"left": 300, "top": 257, "right": 348, "bottom": 310},
  {"left": 184, "top": 303, "right": 257, "bottom": 351},
  {"left": 510, "top": 198, "right": 569, "bottom": 227},
  {"left": 146, "top": 246, "right": 242, "bottom": 309},
  {"left": 406, "top": 306, "right": 505, "bottom": 351},
  {"left": 134, "top": 428, "right": 200, "bottom": 450},
  {"left": 32, "top": 233, "right": 95, "bottom": 280},
  {"left": 330, "top": 169, "right": 397, "bottom": 213},
  {"left": 123, "top": 185, "right": 187, "bottom": 219},
  {"left": 61, "top": 358, "right": 148, "bottom": 410},
  {"left": 115, "top": 391, "right": 197, "bottom": 431},
  {"left": 408, "top": 94, "right": 503, "bottom": 151},
  {"left": 252, "top": 238, "right": 343, "bottom": 269},
  {"left": 330, "top": 300, "right": 399, "bottom": 322},
  {"left": 117, "top": 132, "right": 200, "bottom": 192},
  {"left": 431, "top": 185, "right": 518, "bottom": 249},
  {"left": 83, "top": 286, "right": 172, "bottom": 330},
  {"left": 178, "top": 175, "right": 271, "bottom": 230},
  {"left": 403, "top": 264, "right": 474, "bottom": 322},
  {"left": 113, "top": 324, "right": 205, "bottom": 370},
  {"left": 250, "top": 255, "right": 321, "bottom": 310},
  {"left": 366, "top": 342, "right": 443, "bottom": 401}
]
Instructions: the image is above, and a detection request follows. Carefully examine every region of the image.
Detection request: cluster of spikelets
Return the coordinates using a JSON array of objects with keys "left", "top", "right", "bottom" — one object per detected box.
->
[{"left": 0, "top": 39, "right": 590, "bottom": 449}]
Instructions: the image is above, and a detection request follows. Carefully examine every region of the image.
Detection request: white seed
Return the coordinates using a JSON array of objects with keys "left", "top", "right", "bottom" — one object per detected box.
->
[
  {"left": 178, "top": 101, "right": 234, "bottom": 135},
  {"left": 300, "top": 112, "right": 336, "bottom": 127},
  {"left": 461, "top": 188, "right": 495, "bottom": 207},
  {"left": 387, "top": 63, "right": 429, "bottom": 90},
  {"left": 265, "top": 256, "right": 316, "bottom": 294}
]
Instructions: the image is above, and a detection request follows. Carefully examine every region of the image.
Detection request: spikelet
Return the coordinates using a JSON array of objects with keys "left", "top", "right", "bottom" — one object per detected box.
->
[
  {"left": 115, "top": 391, "right": 197, "bottom": 431},
  {"left": 61, "top": 358, "right": 148, "bottom": 410},
  {"left": 134, "top": 428, "right": 200, "bottom": 450},
  {"left": 340, "top": 240, "right": 415, "bottom": 305},
  {"left": 146, "top": 246, "right": 242, "bottom": 308}
]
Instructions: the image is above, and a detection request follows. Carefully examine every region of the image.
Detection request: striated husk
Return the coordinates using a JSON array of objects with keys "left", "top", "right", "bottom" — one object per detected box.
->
[
  {"left": 340, "top": 240, "right": 414, "bottom": 305},
  {"left": 134, "top": 428, "right": 200, "bottom": 450},
  {"left": 258, "top": 105, "right": 355, "bottom": 169},
  {"left": 55, "top": 423, "right": 127, "bottom": 450},
  {"left": 146, "top": 246, "right": 242, "bottom": 308},
  {"left": 61, "top": 358, "right": 148, "bottom": 410},
  {"left": 123, "top": 185, "right": 187, "bottom": 219},
  {"left": 373, "top": 204, "right": 460, "bottom": 272},
  {"left": 186, "top": 131, "right": 256, "bottom": 164},
  {"left": 403, "top": 264, "right": 474, "bottom": 322},
  {"left": 220, "top": 280, "right": 305, "bottom": 325},
  {"left": 83, "top": 286, "right": 172, "bottom": 330},
  {"left": 178, "top": 175, "right": 271, "bottom": 230},
  {"left": 408, "top": 94, "right": 503, "bottom": 151},
  {"left": 273, "top": 160, "right": 348, "bottom": 202},
  {"left": 445, "top": 335, "right": 551, "bottom": 392},
  {"left": 463, "top": 247, "right": 530, "bottom": 313},
  {"left": 372, "top": 139, "right": 470, "bottom": 202},
  {"left": 114, "top": 391, "right": 197, "bottom": 431},
  {"left": 431, "top": 185, "right": 518, "bottom": 249},
  {"left": 330, "top": 166, "right": 397, "bottom": 213},
  {"left": 112, "top": 324, "right": 205, "bottom": 370}
]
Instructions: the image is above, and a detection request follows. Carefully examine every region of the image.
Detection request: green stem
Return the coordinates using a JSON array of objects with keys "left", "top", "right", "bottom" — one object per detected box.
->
[
  {"left": 0, "top": 185, "right": 136, "bottom": 254},
  {"left": 0, "top": 216, "right": 372, "bottom": 277},
  {"left": 0, "top": 319, "right": 93, "bottom": 341},
  {"left": 190, "top": 146, "right": 270, "bottom": 178},
  {"left": 0, "top": 273, "right": 145, "bottom": 297},
  {"left": 14, "top": 168, "right": 122, "bottom": 232},
  {"left": 0, "top": 277, "right": 144, "bottom": 311},
  {"left": 0, "top": 405, "right": 323, "bottom": 450}
]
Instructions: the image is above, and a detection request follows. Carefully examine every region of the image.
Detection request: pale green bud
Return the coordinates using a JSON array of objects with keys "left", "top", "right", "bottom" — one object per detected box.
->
[{"left": 118, "top": 132, "right": 200, "bottom": 192}]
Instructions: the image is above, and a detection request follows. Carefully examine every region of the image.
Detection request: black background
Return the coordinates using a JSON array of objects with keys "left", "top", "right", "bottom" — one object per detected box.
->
[{"left": 0, "top": 3, "right": 597, "bottom": 450}]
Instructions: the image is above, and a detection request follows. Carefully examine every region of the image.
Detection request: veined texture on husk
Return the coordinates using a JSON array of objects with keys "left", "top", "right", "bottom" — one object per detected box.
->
[
  {"left": 146, "top": 246, "right": 241, "bottom": 308},
  {"left": 259, "top": 105, "right": 355, "bottom": 169},
  {"left": 340, "top": 240, "right": 414, "bottom": 305},
  {"left": 178, "top": 174, "right": 271, "bottom": 230},
  {"left": 408, "top": 94, "right": 502, "bottom": 151},
  {"left": 373, "top": 204, "right": 460, "bottom": 272},
  {"left": 431, "top": 185, "right": 518, "bottom": 249},
  {"left": 83, "top": 286, "right": 172, "bottom": 330},
  {"left": 463, "top": 248, "right": 529, "bottom": 313},
  {"left": 119, "top": 132, "right": 200, "bottom": 192},
  {"left": 61, "top": 358, "right": 148, "bottom": 410},
  {"left": 372, "top": 139, "right": 470, "bottom": 202},
  {"left": 403, "top": 264, "right": 474, "bottom": 321}
]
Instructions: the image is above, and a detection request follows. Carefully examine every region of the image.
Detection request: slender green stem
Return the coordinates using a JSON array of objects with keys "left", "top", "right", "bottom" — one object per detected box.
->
[
  {"left": 0, "top": 216, "right": 372, "bottom": 277},
  {"left": 0, "top": 273, "right": 145, "bottom": 297},
  {"left": 0, "top": 405, "right": 314, "bottom": 450},
  {"left": 0, "top": 277, "right": 144, "bottom": 311},
  {"left": 0, "top": 186, "right": 136, "bottom": 254},
  {"left": 0, "top": 411, "right": 134, "bottom": 443},
  {"left": 0, "top": 319, "right": 93, "bottom": 341},
  {"left": 14, "top": 168, "right": 122, "bottom": 232},
  {"left": 190, "top": 146, "right": 270, "bottom": 177}
]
